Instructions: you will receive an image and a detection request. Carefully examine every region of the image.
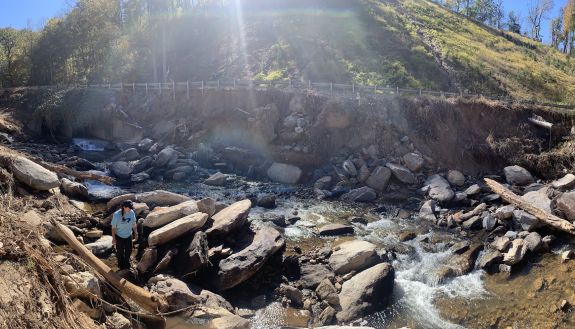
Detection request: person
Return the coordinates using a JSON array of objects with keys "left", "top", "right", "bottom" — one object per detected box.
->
[{"left": 111, "top": 200, "right": 138, "bottom": 270}]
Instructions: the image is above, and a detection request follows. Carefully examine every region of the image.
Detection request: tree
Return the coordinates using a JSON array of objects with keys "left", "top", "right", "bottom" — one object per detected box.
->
[
  {"left": 527, "top": 0, "right": 554, "bottom": 41},
  {"left": 563, "top": 0, "right": 575, "bottom": 54},
  {"left": 507, "top": 11, "right": 522, "bottom": 34},
  {"left": 551, "top": 16, "right": 564, "bottom": 48}
]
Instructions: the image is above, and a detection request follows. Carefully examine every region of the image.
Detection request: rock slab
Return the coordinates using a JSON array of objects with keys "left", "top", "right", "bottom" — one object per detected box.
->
[
  {"left": 148, "top": 213, "right": 208, "bottom": 246},
  {"left": 329, "top": 240, "right": 379, "bottom": 275},
  {"left": 11, "top": 156, "right": 60, "bottom": 190}
]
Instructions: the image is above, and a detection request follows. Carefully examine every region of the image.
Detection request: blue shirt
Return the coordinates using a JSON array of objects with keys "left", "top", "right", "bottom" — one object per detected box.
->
[{"left": 111, "top": 209, "right": 136, "bottom": 238}]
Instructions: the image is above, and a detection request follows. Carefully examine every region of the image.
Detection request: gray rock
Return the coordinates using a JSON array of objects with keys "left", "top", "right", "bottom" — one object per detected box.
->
[
  {"left": 133, "top": 156, "right": 153, "bottom": 174},
  {"left": 131, "top": 172, "right": 150, "bottom": 182},
  {"left": 85, "top": 235, "right": 113, "bottom": 256},
  {"left": 152, "top": 147, "right": 178, "bottom": 167},
  {"left": 462, "top": 216, "right": 482, "bottom": 230},
  {"left": 280, "top": 284, "right": 303, "bottom": 306},
  {"left": 137, "top": 247, "right": 158, "bottom": 273},
  {"left": 179, "top": 231, "right": 209, "bottom": 277},
  {"left": 336, "top": 263, "right": 395, "bottom": 323},
  {"left": 314, "top": 176, "right": 333, "bottom": 190},
  {"left": 204, "top": 172, "right": 227, "bottom": 186},
  {"left": 495, "top": 205, "right": 515, "bottom": 220},
  {"left": 317, "top": 306, "right": 337, "bottom": 326},
  {"left": 137, "top": 138, "right": 154, "bottom": 152},
  {"left": 329, "top": 240, "right": 379, "bottom": 275},
  {"left": 424, "top": 175, "right": 455, "bottom": 202},
  {"left": 215, "top": 226, "right": 285, "bottom": 290},
  {"left": 504, "top": 165, "right": 535, "bottom": 186},
  {"left": 341, "top": 187, "right": 377, "bottom": 203},
  {"left": 63, "top": 271, "right": 102, "bottom": 299},
  {"left": 342, "top": 160, "right": 358, "bottom": 177},
  {"left": 110, "top": 148, "right": 140, "bottom": 162},
  {"left": 479, "top": 250, "right": 503, "bottom": 270},
  {"left": 206, "top": 199, "right": 251, "bottom": 236},
  {"left": 109, "top": 161, "right": 133, "bottom": 179},
  {"left": 447, "top": 170, "right": 465, "bottom": 186},
  {"left": 521, "top": 187, "right": 552, "bottom": 213},
  {"left": 451, "top": 241, "right": 470, "bottom": 254},
  {"left": 319, "top": 224, "right": 354, "bottom": 236},
  {"left": 419, "top": 200, "right": 437, "bottom": 221},
  {"left": 492, "top": 236, "right": 512, "bottom": 251},
  {"left": 257, "top": 194, "right": 276, "bottom": 209},
  {"left": 482, "top": 213, "right": 498, "bottom": 231},
  {"left": 148, "top": 275, "right": 201, "bottom": 310},
  {"left": 551, "top": 174, "right": 575, "bottom": 190},
  {"left": 10, "top": 156, "right": 59, "bottom": 190},
  {"left": 300, "top": 264, "right": 333, "bottom": 289},
  {"left": 465, "top": 184, "right": 482, "bottom": 196},
  {"left": 148, "top": 213, "right": 209, "bottom": 246},
  {"left": 542, "top": 235, "right": 556, "bottom": 246},
  {"left": 513, "top": 210, "right": 543, "bottom": 231},
  {"left": 403, "top": 153, "right": 425, "bottom": 172},
  {"left": 524, "top": 232, "right": 544, "bottom": 252},
  {"left": 136, "top": 190, "right": 191, "bottom": 208},
  {"left": 386, "top": 163, "right": 416, "bottom": 184},
  {"left": 153, "top": 248, "right": 178, "bottom": 274},
  {"left": 316, "top": 279, "right": 339, "bottom": 306},
  {"left": 503, "top": 238, "right": 527, "bottom": 265},
  {"left": 365, "top": 166, "right": 392, "bottom": 191},
  {"left": 144, "top": 200, "right": 203, "bottom": 228},
  {"left": 504, "top": 231, "right": 518, "bottom": 240},
  {"left": 267, "top": 163, "right": 302, "bottom": 184},
  {"left": 555, "top": 192, "right": 575, "bottom": 221},
  {"left": 434, "top": 244, "right": 482, "bottom": 283},
  {"left": 60, "top": 178, "right": 89, "bottom": 198}
]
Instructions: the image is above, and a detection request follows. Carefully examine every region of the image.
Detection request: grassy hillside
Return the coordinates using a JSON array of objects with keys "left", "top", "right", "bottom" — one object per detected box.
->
[{"left": 157, "top": 0, "right": 575, "bottom": 103}]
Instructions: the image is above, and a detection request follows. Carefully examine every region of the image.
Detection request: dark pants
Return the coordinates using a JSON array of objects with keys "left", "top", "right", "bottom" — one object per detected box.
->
[{"left": 115, "top": 235, "right": 132, "bottom": 270}]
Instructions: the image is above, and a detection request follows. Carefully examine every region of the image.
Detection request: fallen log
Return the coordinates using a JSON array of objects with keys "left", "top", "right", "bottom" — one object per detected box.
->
[
  {"left": 31, "top": 156, "right": 114, "bottom": 185},
  {"left": 49, "top": 218, "right": 167, "bottom": 313},
  {"left": 484, "top": 178, "right": 575, "bottom": 235}
]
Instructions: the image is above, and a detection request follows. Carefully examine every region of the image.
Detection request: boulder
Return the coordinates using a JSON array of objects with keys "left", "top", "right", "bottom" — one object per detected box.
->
[
  {"left": 482, "top": 213, "right": 498, "bottom": 231},
  {"left": 403, "top": 153, "right": 424, "bottom": 172},
  {"left": 60, "top": 178, "right": 89, "bottom": 198},
  {"left": 419, "top": 200, "right": 437, "bottom": 221},
  {"left": 364, "top": 166, "right": 392, "bottom": 191},
  {"left": 524, "top": 232, "right": 544, "bottom": 252},
  {"left": 316, "top": 279, "right": 339, "bottom": 306},
  {"left": 85, "top": 229, "right": 103, "bottom": 239},
  {"left": 257, "top": 194, "right": 276, "bottom": 209},
  {"left": 137, "top": 247, "right": 158, "bottom": 273},
  {"left": 424, "top": 175, "right": 454, "bottom": 202},
  {"left": 555, "top": 192, "right": 575, "bottom": 221},
  {"left": 342, "top": 160, "right": 358, "bottom": 177},
  {"left": 503, "top": 238, "right": 527, "bottom": 265},
  {"left": 107, "top": 193, "right": 137, "bottom": 210},
  {"left": 491, "top": 236, "right": 512, "bottom": 251},
  {"left": 215, "top": 226, "right": 285, "bottom": 290},
  {"left": 144, "top": 200, "right": 202, "bottom": 228},
  {"left": 109, "top": 161, "right": 133, "bottom": 179},
  {"left": 73, "top": 299, "right": 100, "bottom": 319},
  {"left": 280, "top": 284, "right": 304, "bottom": 306},
  {"left": 314, "top": 176, "right": 333, "bottom": 190},
  {"left": 133, "top": 156, "right": 153, "bottom": 174},
  {"left": 183, "top": 306, "right": 250, "bottom": 329},
  {"left": 341, "top": 187, "right": 377, "bottom": 203},
  {"left": 137, "top": 138, "right": 154, "bottom": 152},
  {"left": 435, "top": 244, "right": 482, "bottom": 283},
  {"left": 300, "top": 264, "right": 333, "bottom": 289},
  {"left": 465, "top": 184, "right": 482, "bottom": 196},
  {"left": 131, "top": 172, "right": 149, "bottom": 182},
  {"left": 64, "top": 271, "right": 102, "bottom": 299},
  {"left": 447, "top": 170, "right": 465, "bottom": 186},
  {"left": 521, "top": 187, "right": 552, "bottom": 213},
  {"left": 504, "top": 165, "right": 535, "bottom": 186},
  {"left": 204, "top": 172, "right": 227, "bottom": 186},
  {"left": 267, "top": 163, "right": 302, "bottom": 184},
  {"left": 551, "top": 174, "right": 575, "bottom": 190},
  {"left": 148, "top": 275, "right": 201, "bottom": 310},
  {"left": 85, "top": 235, "right": 113, "bottom": 256},
  {"left": 318, "top": 306, "right": 337, "bottom": 326},
  {"left": 153, "top": 248, "right": 178, "bottom": 274},
  {"left": 512, "top": 210, "right": 543, "bottom": 231},
  {"left": 206, "top": 199, "right": 251, "bottom": 236},
  {"left": 479, "top": 250, "right": 503, "bottom": 270},
  {"left": 386, "top": 163, "right": 416, "bottom": 184},
  {"left": 179, "top": 231, "right": 209, "bottom": 276},
  {"left": 152, "top": 147, "right": 178, "bottom": 167},
  {"left": 136, "top": 190, "right": 191, "bottom": 208},
  {"left": 329, "top": 240, "right": 379, "bottom": 275},
  {"left": 495, "top": 205, "right": 515, "bottom": 220},
  {"left": 319, "top": 224, "right": 354, "bottom": 236},
  {"left": 462, "top": 216, "right": 482, "bottom": 230},
  {"left": 148, "top": 213, "right": 208, "bottom": 246},
  {"left": 336, "top": 263, "right": 395, "bottom": 323},
  {"left": 10, "top": 156, "right": 59, "bottom": 190},
  {"left": 110, "top": 148, "right": 140, "bottom": 162}
]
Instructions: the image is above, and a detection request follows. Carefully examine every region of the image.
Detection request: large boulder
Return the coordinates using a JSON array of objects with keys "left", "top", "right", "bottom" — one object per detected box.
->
[
  {"left": 336, "top": 263, "right": 395, "bottom": 323},
  {"left": 424, "top": 175, "right": 454, "bottom": 202},
  {"left": 204, "top": 172, "right": 227, "bottom": 186},
  {"left": 144, "top": 200, "right": 202, "bottom": 228},
  {"left": 365, "top": 166, "right": 392, "bottom": 191},
  {"left": 521, "top": 187, "right": 552, "bottom": 213},
  {"left": 110, "top": 148, "right": 140, "bottom": 162},
  {"left": 551, "top": 174, "right": 575, "bottom": 190},
  {"left": 148, "top": 275, "right": 201, "bottom": 310},
  {"left": 10, "top": 156, "right": 59, "bottom": 190},
  {"left": 512, "top": 210, "right": 543, "bottom": 231},
  {"left": 178, "top": 231, "right": 209, "bottom": 276},
  {"left": 300, "top": 264, "right": 333, "bottom": 289},
  {"left": 137, "top": 248, "right": 158, "bottom": 274},
  {"left": 329, "top": 240, "right": 379, "bottom": 275},
  {"left": 109, "top": 161, "right": 133, "bottom": 179},
  {"left": 183, "top": 306, "right": 250, "bottom": 329},
  {"left": 148, "top": 213, "right": 208, "bottom": 246},
  {"left": 504, "top": 165, "right": 535, "bottom": 186},
  {"left": 152, "top": 147, "right": 178, "bottom": 167},
  {"left": 267, "top": 163, "right": 302, "bottom": 184},
  {"left": 419, "top": 200, "right": 437, "bottom": 221},
  {"left": 63, "top": 271, "right": 102, "bottom": 299},
  {"left": 555, "top": 192, "right": 575, "bottom": 221},
  {"left": 85, "top": 235, "right": 114, "bottom": 256},
  {"left": 447, "top": 170, "right": 465, "bottom": 186},
  {"left": 403, "top": 153, "right": 424, "bottom": 172},
  {"left": 206, "top": 199, "right": 251, "bottom": 236},
  {"left": 386, "top": 163, "right": 416, "bottom": 184},
  {"left": 135, "top": 190, "right": 191, "bottom": 208},
  {"left": 60, "top": 178, "right": 89, "bottom": 198},
  {"left": 341, "top": 187, "right": 377, "bottom": 203},
  {"left": 215, "top": 226, "right": 285, "bottom": 290}
]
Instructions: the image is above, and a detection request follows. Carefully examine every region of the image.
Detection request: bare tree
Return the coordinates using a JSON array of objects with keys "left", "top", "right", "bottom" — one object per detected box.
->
[{"left": 527, "top": 0, "right": 554, "bottom": 41}]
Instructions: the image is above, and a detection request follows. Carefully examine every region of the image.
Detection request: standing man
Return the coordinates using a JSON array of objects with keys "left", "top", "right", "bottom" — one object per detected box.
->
[{"left": 111, "top": 200, "right": 138, "bottom": 270}]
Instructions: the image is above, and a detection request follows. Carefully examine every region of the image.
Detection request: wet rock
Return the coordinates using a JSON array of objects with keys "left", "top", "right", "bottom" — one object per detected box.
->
[
  {"left": 152, "top": 147, "right": 178, "bottom": 167},
  {"left": 424, "top": 175, "right": 454, "bottom": 202},
  {"left": 495, "top": 205, "right": 515, "bottom": 220},
  {"left": 316, "top": 279, "right": 339, "bottom": 306},
  {"left": 555, "top": 192, "right": 575, "bottom": 221},
  {"left": 110, "top": 148, "right": 140, "bottom": 162},
  {"left": 419, "top": 200, "right": 437, "bottom": 221},
  {"left": 132, "top": 156, "right": 153, "bottom": 174},
  {"left": 148, "top": 275, "right": 201, "bottom": 310},
  {"left": 521, "top": 187, "right": 552, "bottom": 213},
  {"left": 492, "top": 236, "right": 512, "bottom": 251},
  {"left": 204, "top": 172, "right": 227, "bottom": 186},
  {"left": 435, "top": 244, "right": 482, "bottom": 282},
  {"left": 179, "top": 231, "right": 209, "bottom": 276},
  {"left": 329, "top": 240, "right": 379, "bottom": 275},
  {"left": 10, "top": 156, "right": 59, "bottom": 190},
  {"left": 267, "top": 162, "right": 302, "bottom": 184},
  {"left": 451, "top": 241, "right": 471, "bottom": 254},
  {"left": 551, "top": 174, "right": 575, "bottom": 190},
  {"left": 148, "top": 213, "right": 208, "bottom": 246},
  {"left": 462, "top": 216, "right": 482, "bottom": 230},
  {"left": 503, "top": 238, "right": 527, "bottom": 265},
  {"left": 504, "top": 165, "right": 535, "bottom": 186},
  {"left": 215, "top": 226, "right": 285, "bottom": 290},
  {"left": 341, "top": 186, "right": 377, "bottom": 203},
  {"left": 482, "top": 213, "right": 498, "bottom": 231},
  {"left": 342, "top": 160, "right": 358, "bottom": 177},
  {"left": 447, "top": 170, "right": 465, "bottom": 186},
  {"left": 314, "top": 176, "right": 333, "bottom": 190},
  {"left": 524, "top": 232, "right": 543, "bottom": 252},
  {"left": 280, "top": 284, "right": 303, "bottom": 306},
  {"left": 512, "top": 210, "right": 542, "bottom": 231},
  {"left": 137, "top": 247, "right": 158, "bottom": 273},
  {"left": 206, "top": 199, "right": 251, "bottom": 236},
  {"left": 300, "top": 264, "right": 332, "bottom": 289},
  {"left": 465, "top": 184, "right": 481, "bottom": 196},
  {"left": 365, "top": 166, "right": 392, "bottom": 191},
  {"left": 319, "top": 224, "right": 354, "bottom": 236},
  {"left": 257, "top": 193, "right": 276, "bottom": 209},
  {"left": 137, "top": 138, "right": 154, "bottom": 152},
  {"left": 60, "top": 178, "right": 88, "bottom": 198},
  {"left": 398, "top": 231, "right": 416, "bottom": 242},
  {"left": 403, "top": 153, "right": 424, "bottom": 172},
  {"left": 64, "top": 271, "right": 102, "bottom": 299},
  {"left": 85, "top": 235, "right": 113, "bottom": 256},
  {"left": 386, "top": 163, "right": 416, "bottom": 184},
  {"left": 144, "top": 200, "right": 203, "bottom": 228},
  {"left": 336, "top": 263, "right": 395, "bottom": 323},
  {"left": 131, "top": 172, "right": 149, "bottom": 182},
  {"left": 109, "top": 161, "right": 133, "bottom": 179},
  {"left": 479, "top": 250, "right": 503, "bottom": 271}
]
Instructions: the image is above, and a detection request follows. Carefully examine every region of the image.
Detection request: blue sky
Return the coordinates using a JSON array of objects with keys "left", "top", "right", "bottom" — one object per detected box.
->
[{"left": 0, "top": 0, "right": 569, "bottom": 43}]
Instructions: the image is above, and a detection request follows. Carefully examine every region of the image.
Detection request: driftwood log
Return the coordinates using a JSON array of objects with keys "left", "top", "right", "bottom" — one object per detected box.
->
[
  {"left": 49, "top": 218, "right": 167, "bottom": 313},
  {"left": 484, "top": 178, "right": 575, "bottom": 235},
  {"left": 31, "top": 156, "right": 114, "bottom": 185}
]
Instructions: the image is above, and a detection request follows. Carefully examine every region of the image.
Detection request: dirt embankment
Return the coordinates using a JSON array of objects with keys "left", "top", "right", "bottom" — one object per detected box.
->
[{"left": 5, "top": 88, "right": 575, "bottom": 179}]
